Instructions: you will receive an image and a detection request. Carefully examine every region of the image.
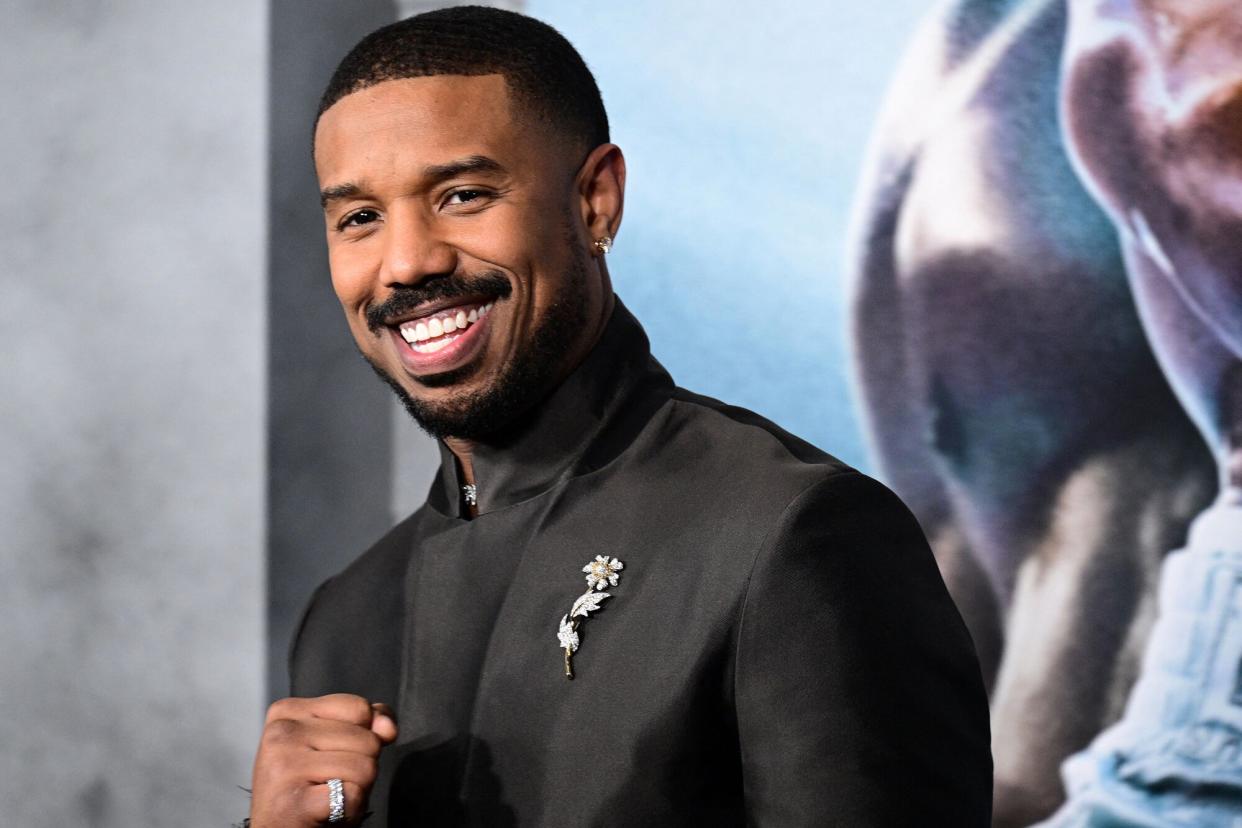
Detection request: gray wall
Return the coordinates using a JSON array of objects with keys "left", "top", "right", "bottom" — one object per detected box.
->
[{"left": 1, "top": 2, "right": 265, "bottom": 825}]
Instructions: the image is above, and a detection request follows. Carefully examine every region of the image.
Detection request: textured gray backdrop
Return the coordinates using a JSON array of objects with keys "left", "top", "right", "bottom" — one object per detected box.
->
[{"left": 2, "top": 1, "right": 265, "bottom": 825}]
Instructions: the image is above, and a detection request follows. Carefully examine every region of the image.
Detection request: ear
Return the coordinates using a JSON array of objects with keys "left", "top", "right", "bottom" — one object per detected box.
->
[{"left": 575, "top": 143, "right": 626, "bottom": 251}]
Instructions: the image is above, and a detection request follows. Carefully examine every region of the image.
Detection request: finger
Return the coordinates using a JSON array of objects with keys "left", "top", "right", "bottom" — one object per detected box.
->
[
  {"left": 266, "top": 694, "right": 374, "bottom": 727},
  {"left": 298, "top": 780, "right": 367, "bottom": 825},
  {"left": 299, "top": 749, "right": 379, "bottom": 787},
  {"left": 299, "top": 718, "right": 385, "bottom": 756},
  {"left": 369, "top": 704, "right": 398, "bottom": 744},
  {"left": 311, "top": 694, "right": 375, "bottom": 727},
  {"left": 259, "top": 717, "right": 382, "bottom": 760}
]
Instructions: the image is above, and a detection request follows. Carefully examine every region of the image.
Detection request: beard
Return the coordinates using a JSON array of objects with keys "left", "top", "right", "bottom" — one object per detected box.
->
[{"left": 362, "top": 243, "right": 591, "bottom": 441}]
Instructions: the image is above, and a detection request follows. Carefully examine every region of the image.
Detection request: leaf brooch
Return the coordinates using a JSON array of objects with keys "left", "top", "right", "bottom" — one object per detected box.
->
[{"left": 557, "top": 555, "right": 624, "bottom": 679}]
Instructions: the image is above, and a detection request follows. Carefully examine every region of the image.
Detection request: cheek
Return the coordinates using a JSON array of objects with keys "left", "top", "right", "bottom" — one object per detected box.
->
[
  {"left": 467, "top": 197, "right": 568, "bottom": 265},
  {"left": 328, "top": 245, "right": 376, "bottom": 311},
  {"left": 455, "top": 226, "right": 532, "bottom": 276}
]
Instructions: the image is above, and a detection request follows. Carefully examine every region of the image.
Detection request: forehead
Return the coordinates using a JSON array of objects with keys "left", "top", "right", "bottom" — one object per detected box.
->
[{"left": 314, "top": 74, "right": 529, "bottom": 181}]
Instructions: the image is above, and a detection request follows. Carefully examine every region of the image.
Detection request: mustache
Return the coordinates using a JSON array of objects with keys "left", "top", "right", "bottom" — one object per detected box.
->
[{"left": 365, "top": 271, "right": 512, "bottom": 333}]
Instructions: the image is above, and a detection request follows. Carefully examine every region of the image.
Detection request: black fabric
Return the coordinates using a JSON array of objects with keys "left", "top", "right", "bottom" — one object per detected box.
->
[{"left": 289, "top": 299, "right": 992, "bottom": 826}]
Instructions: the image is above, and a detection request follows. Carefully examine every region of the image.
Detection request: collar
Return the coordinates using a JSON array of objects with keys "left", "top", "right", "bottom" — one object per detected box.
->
[{"left": 426, "top": 297, "right": 674, "bottom": 518}]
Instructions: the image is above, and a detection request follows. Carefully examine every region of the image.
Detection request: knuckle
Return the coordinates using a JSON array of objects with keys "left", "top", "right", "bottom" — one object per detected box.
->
[
  {"left": 263, "top": 717, "right": 301, "bottom": 744},
  {"left": 264, "top": 697, "right": 299, "bottom": 723},
  {"left": 263, "top": 701, "right": 286, "bottom": 725},
  {"left": 343, "top": 694, "right": 373, "bottom": 723}
]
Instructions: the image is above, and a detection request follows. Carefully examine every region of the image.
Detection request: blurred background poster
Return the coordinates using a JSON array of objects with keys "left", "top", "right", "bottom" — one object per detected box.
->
[{"left": 4, "top": 1, "right": 1240, "bottom": 825}]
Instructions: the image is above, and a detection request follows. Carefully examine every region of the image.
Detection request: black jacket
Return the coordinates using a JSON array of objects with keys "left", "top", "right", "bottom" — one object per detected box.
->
[{"left": 289, "top": 300, "right": 992, "bottom": 826}]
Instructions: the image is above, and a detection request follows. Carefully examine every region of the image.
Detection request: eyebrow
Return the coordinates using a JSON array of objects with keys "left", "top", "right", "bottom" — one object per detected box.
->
[
  {"left": 320, "top": 182, "right": 363, "bottom": 209},
  {"left": 422, "top": 154, "right": 507, "bottom": 182},
  {"left": 319, "top": 155, "right": 508, "bottom": 210}
]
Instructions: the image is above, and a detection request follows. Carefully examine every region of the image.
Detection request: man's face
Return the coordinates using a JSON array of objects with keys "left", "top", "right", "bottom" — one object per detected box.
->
[{"left": 314, "top": 75, "right": 609, "bottom": 438}]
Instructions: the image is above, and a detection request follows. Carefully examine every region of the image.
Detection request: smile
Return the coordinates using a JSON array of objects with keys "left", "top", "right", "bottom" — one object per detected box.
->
[
  {"left": 398, "top": 301, "right": 494, "bottom": 354},
  {"left": 387, "top": 298, "right": 497, "bottom": 378}
]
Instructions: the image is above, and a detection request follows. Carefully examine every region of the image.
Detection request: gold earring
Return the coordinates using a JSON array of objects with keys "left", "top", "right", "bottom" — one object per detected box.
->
[{"left": 593, "top": 236, "right": 613, "bottom": 255}]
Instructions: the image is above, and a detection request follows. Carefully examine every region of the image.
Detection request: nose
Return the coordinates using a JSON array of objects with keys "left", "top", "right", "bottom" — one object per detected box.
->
[{"left": 380, "top": 203, "right": 457, "bottom": 288}]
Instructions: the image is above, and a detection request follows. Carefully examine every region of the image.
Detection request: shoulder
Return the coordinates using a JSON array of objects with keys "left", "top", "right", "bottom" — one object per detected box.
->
[
  {"left": 652, "top": 386, "right": 856, "bottom": 512},
  {"left": 667, "top": 386, "right": 841, "bottom": 468},
  {"left": 622, "top": 386, "right": 926, "bottom": 596},
  {"left": 662, "top": 386, "right": 925, "bottom": 525},
  {"left": 744, "top": 467, "right": 945, "bottom": 609}
]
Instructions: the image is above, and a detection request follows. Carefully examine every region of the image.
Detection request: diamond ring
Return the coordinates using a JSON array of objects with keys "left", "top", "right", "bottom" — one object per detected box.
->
[{"left": 327, "top": 777, "right": 345, "bottom": 823}]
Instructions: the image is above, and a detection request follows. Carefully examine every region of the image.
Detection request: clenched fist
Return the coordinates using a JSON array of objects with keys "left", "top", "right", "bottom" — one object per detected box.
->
[{"left": 249, "top": 694, "right": 398, "bottom": 827}]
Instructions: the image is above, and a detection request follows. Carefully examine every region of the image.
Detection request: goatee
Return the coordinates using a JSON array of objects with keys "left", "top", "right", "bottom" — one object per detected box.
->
[{"left": 363, "top": 246, "right": 591, "bottom": 441}]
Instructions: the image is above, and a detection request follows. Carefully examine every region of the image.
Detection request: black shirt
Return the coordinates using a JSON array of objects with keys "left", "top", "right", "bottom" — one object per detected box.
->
[{"left": 289, "top": 300, "right": 992, "bottom": 826}]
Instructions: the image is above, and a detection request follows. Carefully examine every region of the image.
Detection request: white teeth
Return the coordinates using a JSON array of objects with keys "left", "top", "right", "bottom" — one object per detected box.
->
[
  {"left": 411, "top": 335, "right": 456, "bottom": 354},
  {"left": 399, "top": 301, "right": 496, "bottom": 351}
]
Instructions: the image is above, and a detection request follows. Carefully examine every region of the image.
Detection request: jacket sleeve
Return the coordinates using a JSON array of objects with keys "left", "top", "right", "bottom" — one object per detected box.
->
[{"left": 735, "top": 470, "right": 992, "bottom": 826}]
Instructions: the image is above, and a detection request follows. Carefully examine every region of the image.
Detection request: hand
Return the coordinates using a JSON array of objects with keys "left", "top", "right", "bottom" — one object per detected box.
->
[{"left": 249, "top": 694, "right": 398, "bottom": 827}]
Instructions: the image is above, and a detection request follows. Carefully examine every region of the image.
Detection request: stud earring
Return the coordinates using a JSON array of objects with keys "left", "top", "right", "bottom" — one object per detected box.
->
[{"left": 593, "top": 236, "right": 613, "bottom": 255}]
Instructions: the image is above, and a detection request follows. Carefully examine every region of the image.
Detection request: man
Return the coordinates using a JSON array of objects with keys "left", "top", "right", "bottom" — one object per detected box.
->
[{"left": 248, "top": 7, "right": 991, "bottom": 826}]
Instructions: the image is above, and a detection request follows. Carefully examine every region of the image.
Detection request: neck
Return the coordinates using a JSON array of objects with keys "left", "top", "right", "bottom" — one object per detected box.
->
[
  {"left": 445, "top": 436, "right": 477, "bottom": 485},
  {"left": 443, "top": 436, "right": 478, "bottom": 517}
]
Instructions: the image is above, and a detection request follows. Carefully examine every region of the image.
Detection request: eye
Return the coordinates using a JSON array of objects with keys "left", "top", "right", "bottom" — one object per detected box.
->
[
  {"left": 339, "top": 208, "right": 380, "bottom": 229},
  {"left": 444, "top": 188, "right": 491, "bottom": 207}
]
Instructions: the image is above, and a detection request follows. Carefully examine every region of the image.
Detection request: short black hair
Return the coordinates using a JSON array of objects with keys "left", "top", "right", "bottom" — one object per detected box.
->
[{"left": 317, "top": 6, "right": 609, "bottom": 153}]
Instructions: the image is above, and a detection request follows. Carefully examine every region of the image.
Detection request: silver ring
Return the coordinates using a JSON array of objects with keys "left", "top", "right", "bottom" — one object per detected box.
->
[{"left": 327, "top": 777, "right": 345, "bottom": 823}]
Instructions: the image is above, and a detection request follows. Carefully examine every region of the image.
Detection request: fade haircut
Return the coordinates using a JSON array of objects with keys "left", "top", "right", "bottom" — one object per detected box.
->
[{"left": 317, "top": 6, "right": 609, "bottom": 156}]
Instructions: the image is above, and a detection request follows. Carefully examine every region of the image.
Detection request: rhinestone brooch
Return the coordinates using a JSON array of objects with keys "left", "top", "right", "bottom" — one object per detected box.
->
[{"left": 558, "top": 555, "right": 624, "bottom": 679}]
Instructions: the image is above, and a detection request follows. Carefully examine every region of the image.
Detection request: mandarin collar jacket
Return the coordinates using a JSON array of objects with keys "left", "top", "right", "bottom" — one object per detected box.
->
[{"left": 288, "top": 299, "right": 992, "bottom": 826}]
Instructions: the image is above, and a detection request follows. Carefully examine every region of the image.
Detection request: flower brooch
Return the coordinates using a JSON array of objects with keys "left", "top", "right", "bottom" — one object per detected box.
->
[{"left": 557, "top": 555, "right": 624, "bottom": 679}]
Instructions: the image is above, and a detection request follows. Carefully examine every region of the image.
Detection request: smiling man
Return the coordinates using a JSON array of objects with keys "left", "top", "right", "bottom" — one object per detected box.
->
[{"left": 246, "top": 7, "right": 992, "bottom": 827}]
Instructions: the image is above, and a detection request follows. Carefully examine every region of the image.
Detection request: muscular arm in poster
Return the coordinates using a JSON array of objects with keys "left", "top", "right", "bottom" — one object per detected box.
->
[
  {"left": 848, "top": 2, "right": 1218, "bottom": 822},
  {"left": 1038, "top": 2, "right": 1242, "bottom": 824}
]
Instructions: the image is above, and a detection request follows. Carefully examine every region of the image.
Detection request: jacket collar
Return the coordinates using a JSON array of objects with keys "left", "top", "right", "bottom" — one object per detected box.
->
[{"left": 427, "top": 297, "right": 673, "bottom": 518}]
